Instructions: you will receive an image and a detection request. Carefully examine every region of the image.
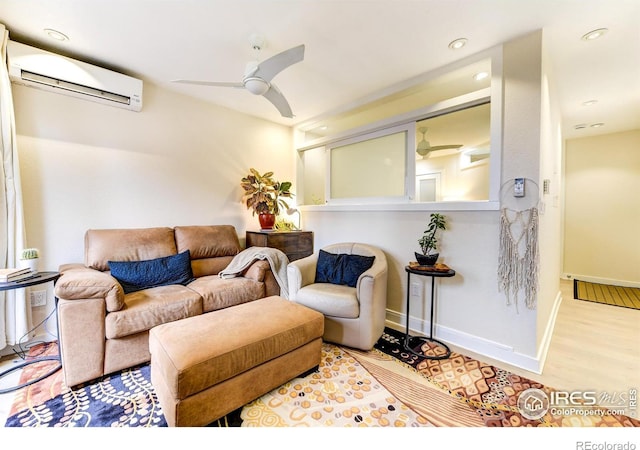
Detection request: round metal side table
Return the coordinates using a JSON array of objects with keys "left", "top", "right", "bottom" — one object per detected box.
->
[
  {"left": 404, "top": 265, "right": 455, "bottom": 360},
  {"left": 0, "top": 271, "right": 61, "bottom": 394}
]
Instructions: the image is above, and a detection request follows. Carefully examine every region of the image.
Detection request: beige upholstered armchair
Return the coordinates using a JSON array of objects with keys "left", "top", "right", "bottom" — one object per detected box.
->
[{"left": 287, "top": 243, "right": 388, "bottom": 350}]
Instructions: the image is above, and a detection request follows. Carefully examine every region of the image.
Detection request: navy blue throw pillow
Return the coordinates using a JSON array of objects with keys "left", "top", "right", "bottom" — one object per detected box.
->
[
  {"left": 109, "top": 250, "right": 194, "bottom": 294},
  {"left": 315, "top": 249, "right": 375, "bottom": 288},
  {"left": 341, "top": 254, "right": 375, "bottom": 287},
  {"left": 315, "top": 249, "right": 340, "bottom": 284}
]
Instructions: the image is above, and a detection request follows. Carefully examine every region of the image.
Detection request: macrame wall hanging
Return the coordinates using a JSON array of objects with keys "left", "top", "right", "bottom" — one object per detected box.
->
[{"left": 497, "top": 178, "right": 540, "bottom": 311}]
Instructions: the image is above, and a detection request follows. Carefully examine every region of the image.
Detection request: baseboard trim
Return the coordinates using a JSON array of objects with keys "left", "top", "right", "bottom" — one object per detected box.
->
[
  {"left": 0, "top": 331, "right": 55, "bottom": 358},
  {"left": 535, "top": 290, "right": 563, "bottom": 374},
  {"left": 563, "top": 273, "right": 640, "bottom": 289},
  {"left": 385, "top": 309, "right": 543, "bottom": 374}
]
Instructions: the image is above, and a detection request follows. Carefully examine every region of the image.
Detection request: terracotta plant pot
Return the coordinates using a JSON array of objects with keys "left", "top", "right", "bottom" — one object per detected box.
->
[
  {"left": 258, "top": 213, "right": 276, "bottom": 230},
  {"left": 415, "top": 252, "right": 438, "bottom": 266}
]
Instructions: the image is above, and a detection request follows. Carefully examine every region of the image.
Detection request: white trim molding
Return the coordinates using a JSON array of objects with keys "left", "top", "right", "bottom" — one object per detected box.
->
[
  {"left": 385, "top": 296, "right": 563, "bottom": 375},
  {"left": 563, "top": 273, "right": 640, "bottom": 289}
]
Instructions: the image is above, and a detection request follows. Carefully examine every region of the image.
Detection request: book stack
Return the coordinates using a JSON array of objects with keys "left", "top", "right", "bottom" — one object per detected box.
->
[{"left": 0, "top": 267, "right": 38, "bottom": 282}]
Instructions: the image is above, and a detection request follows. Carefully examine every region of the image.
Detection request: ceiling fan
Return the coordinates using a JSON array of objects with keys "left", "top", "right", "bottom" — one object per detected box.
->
[
  {"left": 173, "top": 35, "right": 304, "bottom": 118},
  {"left": 416, "top": 127, "right": 463, "bottom": 157}
]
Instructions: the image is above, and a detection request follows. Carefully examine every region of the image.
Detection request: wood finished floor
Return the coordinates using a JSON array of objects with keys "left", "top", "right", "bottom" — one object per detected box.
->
[{"left": 1, "top": 278, "right": 638, "bottom": 425}]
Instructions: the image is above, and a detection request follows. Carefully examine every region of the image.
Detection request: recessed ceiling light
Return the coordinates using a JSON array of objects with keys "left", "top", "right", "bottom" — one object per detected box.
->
[
  {"left": 590, "top": 122, "right": 605, "bottom": 128},
  {"left": 44, "top": 28, "right": 69, "bottom": 41},
  {"left": 582, "top": 100, "right": 598, "bottom": 106},
  {"left": 574, "top": 124, "right": 587, "bottom": 130},
  {"left": 473, "top": 72, "right": 489, "bottom": 81},
  {"left": 448, "top": 38, "right": 467, "bottom": 50},
  {"left": 581, "top": 28, "right": 608, "bottom": 41}
]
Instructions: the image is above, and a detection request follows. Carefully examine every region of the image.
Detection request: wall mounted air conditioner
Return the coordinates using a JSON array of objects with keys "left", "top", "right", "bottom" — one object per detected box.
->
[{"left": 7, "top": 40, "right": 143, "bottom": 111}]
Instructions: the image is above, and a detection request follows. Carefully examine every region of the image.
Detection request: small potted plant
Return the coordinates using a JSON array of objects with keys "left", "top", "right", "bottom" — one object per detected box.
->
[
  {"left": 20, "top": 248, "right": 40, "bottom": 273},
  {"left": 241, "top": 168, "right": 293, "bottom": 230},
  {"left": 416, "top": 213, "right": 447, "bottom": 266}
]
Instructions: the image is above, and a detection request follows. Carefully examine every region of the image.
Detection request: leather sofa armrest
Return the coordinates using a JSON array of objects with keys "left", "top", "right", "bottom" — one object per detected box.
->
[
  {"left": 241, "top": 260, "right": 270, "bottom": 282},
  {"left": 55, "top": 263, "right": 125, "bottom": 312},
  {"left": 240, "top": 260, "right": 281, "bottom": 297}
]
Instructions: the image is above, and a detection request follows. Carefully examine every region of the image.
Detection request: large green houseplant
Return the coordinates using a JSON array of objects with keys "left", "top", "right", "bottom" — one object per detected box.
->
[
  {"left": 241, "top": 168, "right": 293, "bottom": 229},
  {"left": 416, "top": 213, "right": 447, "bottom": 265}
]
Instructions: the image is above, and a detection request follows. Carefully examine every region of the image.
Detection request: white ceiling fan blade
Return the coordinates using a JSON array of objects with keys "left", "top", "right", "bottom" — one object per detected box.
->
[
  {"left": 254, "top": 44, "right": 305, "bottom": 82},
  {"left": 172, "top": 79, "right": 245, "bottom": 88},
  {"left": 429, "top": 144, "right": 463, "bottom": 151},
  {"left": 263, "top": 83, "right": 294, "bottom": 118},
  {"left": 417, "top": 144, "right": 463, "bottom": 158}
]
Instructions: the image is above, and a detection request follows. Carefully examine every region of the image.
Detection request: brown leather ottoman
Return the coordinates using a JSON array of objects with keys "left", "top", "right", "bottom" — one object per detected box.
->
[{"left": 149, "top": 295, "right": 324, "bottom": 427}]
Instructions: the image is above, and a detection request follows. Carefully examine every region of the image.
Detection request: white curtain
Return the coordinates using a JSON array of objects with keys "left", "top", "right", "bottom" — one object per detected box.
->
[{"left": 0, "top": 24, "right": 29, "bottom": 351}]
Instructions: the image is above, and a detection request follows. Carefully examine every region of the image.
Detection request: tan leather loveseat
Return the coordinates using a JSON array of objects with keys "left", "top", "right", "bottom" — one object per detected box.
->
[{"left": 54, "top": 225, "right": 279, "bottom": 387}]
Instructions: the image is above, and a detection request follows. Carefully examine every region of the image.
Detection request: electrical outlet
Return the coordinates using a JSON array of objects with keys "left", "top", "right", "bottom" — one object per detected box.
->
[
  {"left": 30, "top": 290, "right": 47, "bottom": 307},
  {"left": 410, "top": 282, "right": 420, "bottom": 297}
]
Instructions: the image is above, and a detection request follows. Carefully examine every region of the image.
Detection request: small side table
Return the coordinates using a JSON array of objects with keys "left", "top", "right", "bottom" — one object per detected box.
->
[
  {"left": 404, "top": 265, "right": 455, "bottom": 360},
  {"left": 0, "top": 271, "right": 61, "bottom": 394}
]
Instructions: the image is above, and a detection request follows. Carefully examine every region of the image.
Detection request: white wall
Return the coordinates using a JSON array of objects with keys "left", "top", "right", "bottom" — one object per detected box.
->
[
  {"left": 10, "top": 32, "right": 566, "bottom": 373},
  {"left": 301, "top": 31, "right": 560, "bottom": 372},
  {"left": 563, "top": 129, "right": 640, "bottom": 285},
  {"left": 536, "top": 33, "right": 564, "bottom": 362},
  {"left": 12, "top": 81, "right": 293, "bottom": 341}
]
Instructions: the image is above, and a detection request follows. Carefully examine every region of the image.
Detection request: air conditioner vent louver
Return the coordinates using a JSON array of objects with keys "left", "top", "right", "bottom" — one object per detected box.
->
[
  {"left": 7, "top": 41, "right": 142, "bottom": 111},
  {"left": 21, "top": 70, "right": 132, "bottom": 105}
]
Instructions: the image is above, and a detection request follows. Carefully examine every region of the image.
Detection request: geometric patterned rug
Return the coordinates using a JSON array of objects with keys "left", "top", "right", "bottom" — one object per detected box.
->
[
  {"left": 574, "top": 279, "right": 640, "bottom": 310},
  {"left": 372, "top": 328, "right": 640, "bottom": 427},
  {"left": 5, "top": 328, "right": 639, "bottom": 427}
]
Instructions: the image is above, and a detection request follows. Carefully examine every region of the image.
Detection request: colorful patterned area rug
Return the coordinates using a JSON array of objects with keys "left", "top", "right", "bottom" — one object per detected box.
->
[
  {"left": 373, "top": 328, "right": 639, "bottom": 427},
  {"left": 241, "top": 344, "right": 430, "bottom": 426},
  {"left": 4, "top": 340, "right": 429, "bottom": 427},
  {"left": 4, "top": 342, "right": 167, "bottom": 427},
  {"left": 4, "top": 329, "right": 639, "bottom": 427}
]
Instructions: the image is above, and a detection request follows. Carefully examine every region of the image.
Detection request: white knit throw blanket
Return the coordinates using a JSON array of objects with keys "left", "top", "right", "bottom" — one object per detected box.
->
[
  {"left": 497, "top": 207, "right": 539, "bottom": 310},
  {"left": 219, "top": 247, "right": 290, "bottom": 299}
]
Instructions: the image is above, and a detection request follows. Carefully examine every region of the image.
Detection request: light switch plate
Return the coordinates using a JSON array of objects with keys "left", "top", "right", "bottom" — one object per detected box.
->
[{"left": 514, "top": 178, "right": 525, "bottom": 197}]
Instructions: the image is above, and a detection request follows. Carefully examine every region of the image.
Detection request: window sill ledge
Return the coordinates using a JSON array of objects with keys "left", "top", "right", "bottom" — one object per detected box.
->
[{"left": 299, "top": 201, "right": 500, "bottom": 212}]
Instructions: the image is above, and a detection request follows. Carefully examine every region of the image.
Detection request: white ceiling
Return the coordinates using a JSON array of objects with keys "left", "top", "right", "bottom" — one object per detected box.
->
[{"left": 2, "top": 0, "right": 639, "bottom": 139}]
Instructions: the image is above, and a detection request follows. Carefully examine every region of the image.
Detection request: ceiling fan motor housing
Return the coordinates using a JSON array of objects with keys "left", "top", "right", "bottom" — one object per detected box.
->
[{"left": 243, "top": 77, "right": 270, "bottom": 95}]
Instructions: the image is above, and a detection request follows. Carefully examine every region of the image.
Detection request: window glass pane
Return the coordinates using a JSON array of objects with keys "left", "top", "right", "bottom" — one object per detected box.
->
[
  {"left": 330, "top": 131, "right": 406, "bottom": 199},
  {"left": 415, "top": 102, "right": 490, "bottom": 201},
  {"left": 300, "top": 147, "right": 326, "bottom": 205},
  {"left": 299, "top": 58, "right": 491, "bottom": 142}
]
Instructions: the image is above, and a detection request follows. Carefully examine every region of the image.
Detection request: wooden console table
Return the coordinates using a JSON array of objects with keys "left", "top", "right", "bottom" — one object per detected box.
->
[{"left": 246, "top": 230, "right": 314, "bottom": 262}]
